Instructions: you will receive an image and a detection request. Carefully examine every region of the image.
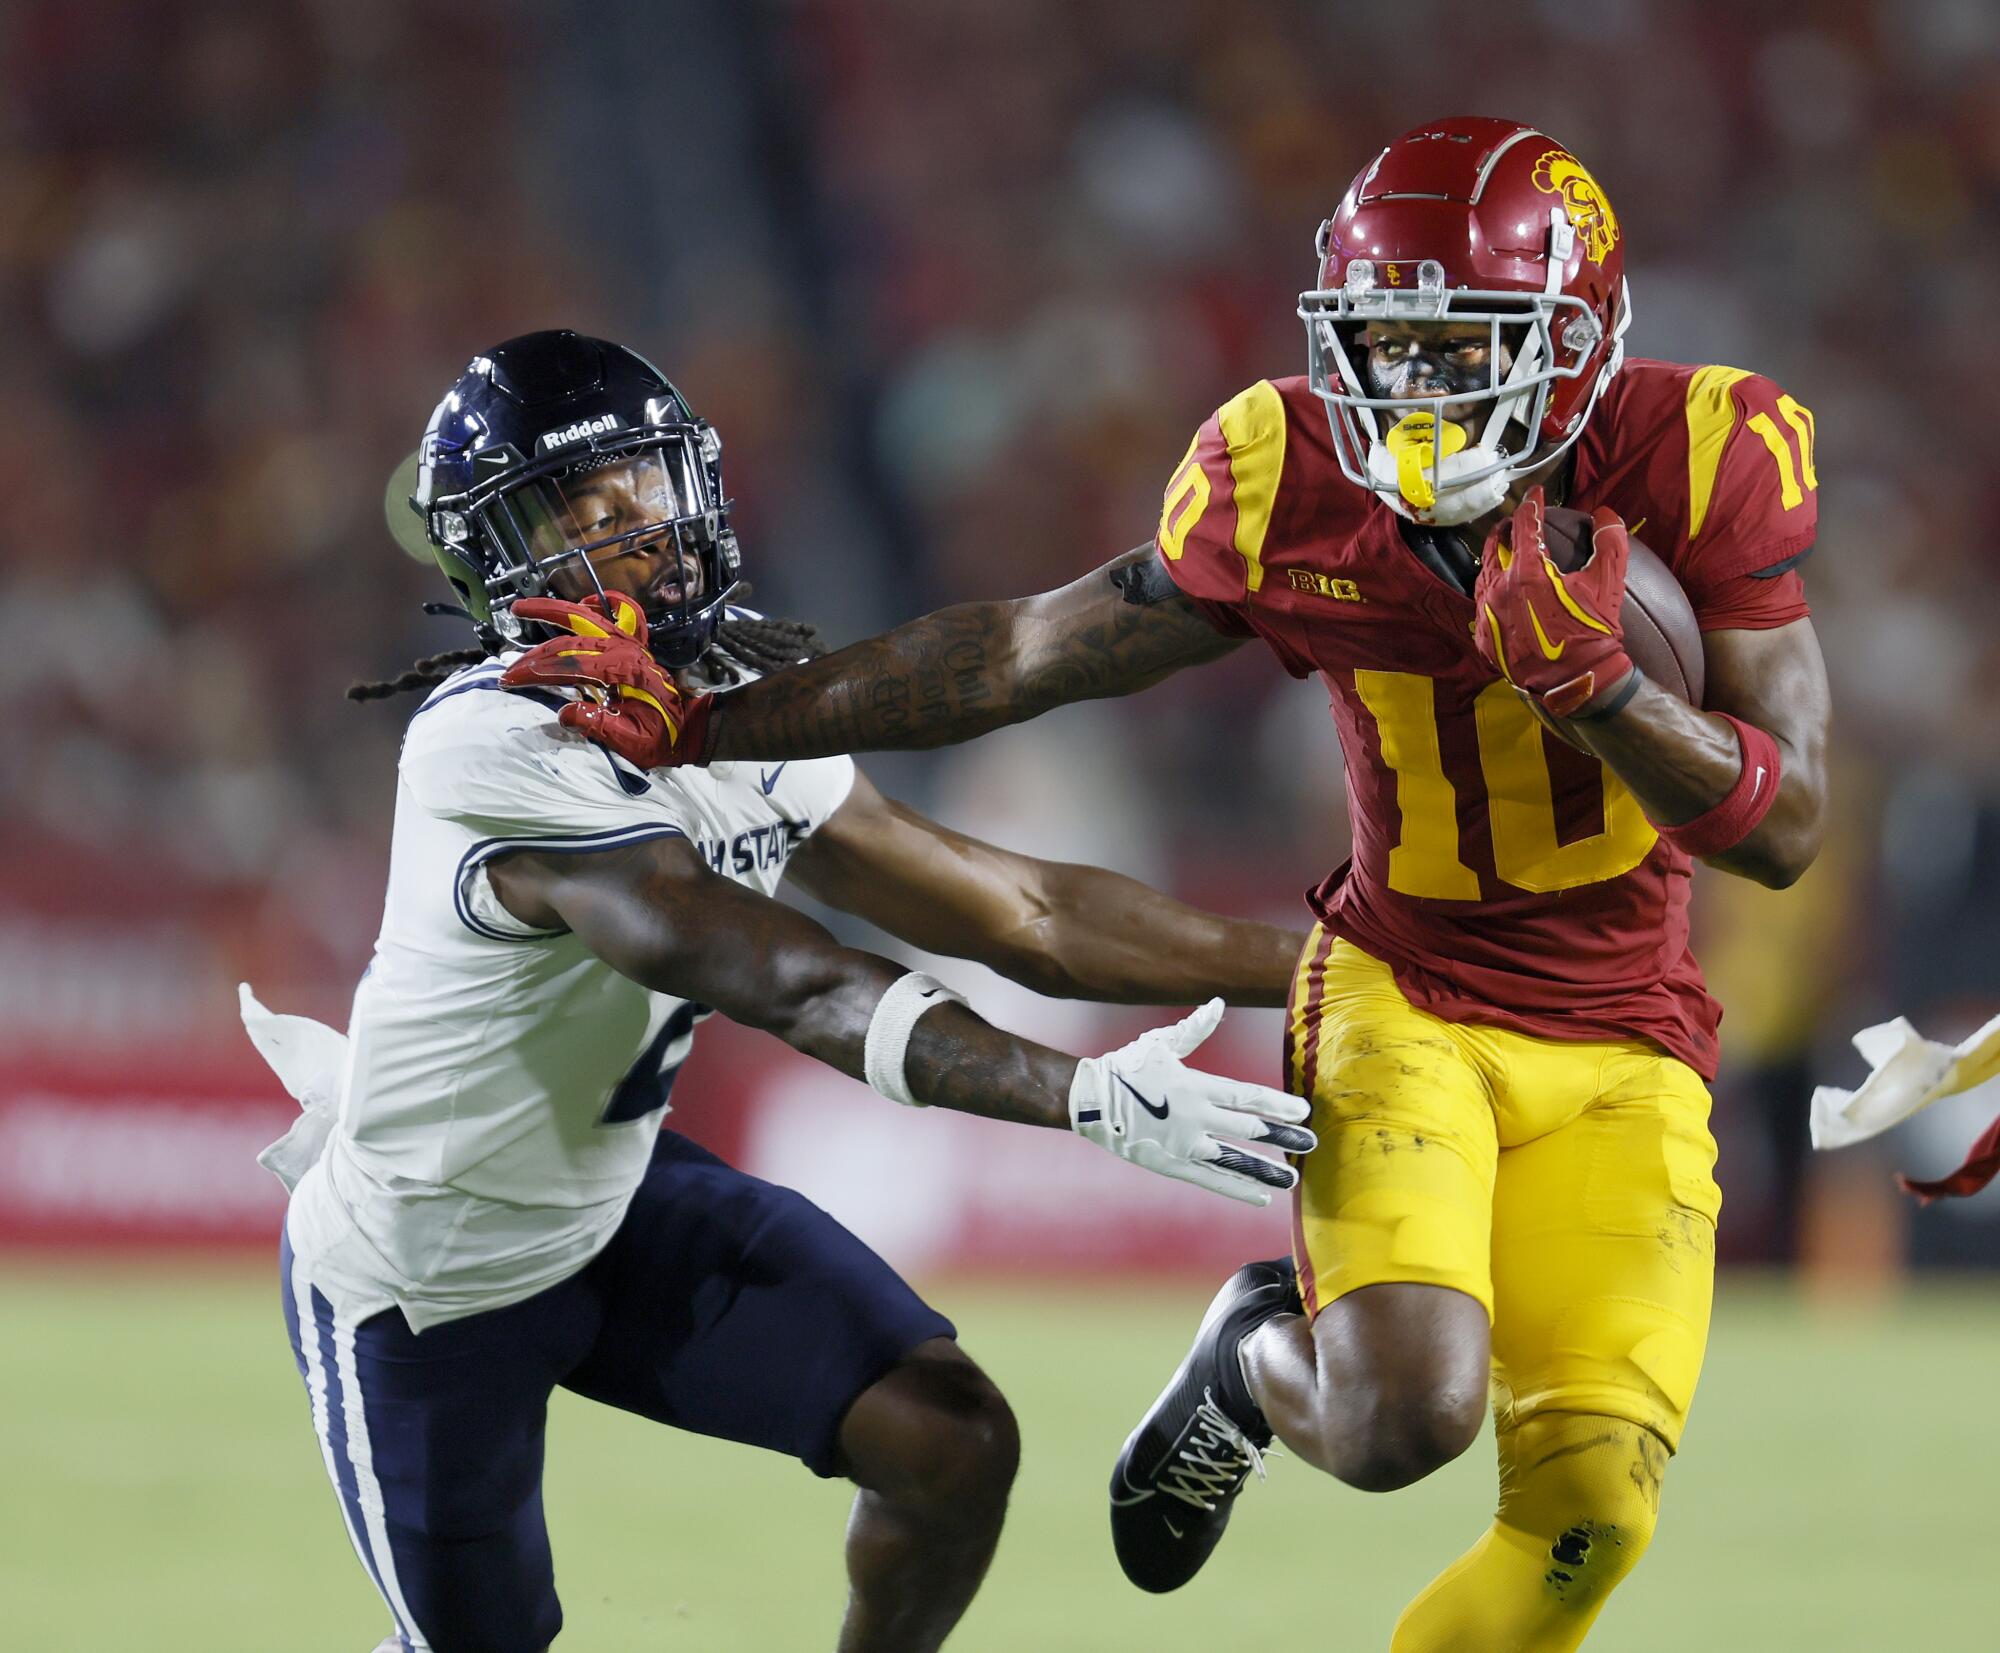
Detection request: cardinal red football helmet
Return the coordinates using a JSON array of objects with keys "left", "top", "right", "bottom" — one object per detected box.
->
[{"left": 1300, "top": 116, "right": 1631, "bottom": 526}]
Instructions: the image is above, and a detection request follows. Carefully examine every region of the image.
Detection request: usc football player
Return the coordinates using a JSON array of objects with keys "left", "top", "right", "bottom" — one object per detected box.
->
[{"left": 514, "top": 118, "right": 1831, "bottom": 1650}]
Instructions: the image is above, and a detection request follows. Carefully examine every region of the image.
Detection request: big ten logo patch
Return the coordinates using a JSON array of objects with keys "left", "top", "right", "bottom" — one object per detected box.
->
[{"left": 1288, "top": 570, "right": 1365, "bottom": 602}]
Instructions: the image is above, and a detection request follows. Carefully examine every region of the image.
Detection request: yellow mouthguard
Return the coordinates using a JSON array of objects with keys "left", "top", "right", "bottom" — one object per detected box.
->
[{"left": 1384, "top": 411, "right": 1467, "bottom": 510}]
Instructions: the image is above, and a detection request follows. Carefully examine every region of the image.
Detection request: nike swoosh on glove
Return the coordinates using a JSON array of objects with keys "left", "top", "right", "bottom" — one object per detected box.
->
[
  {"left": 1472, "top": 486, "right": 1634, "bottom": 718},
  {"left": 501, "top": 592, "right": 716, "bottom": 769},
  {"left": 1068, "top": 999, "right": 1317, "bottom": 1206}
]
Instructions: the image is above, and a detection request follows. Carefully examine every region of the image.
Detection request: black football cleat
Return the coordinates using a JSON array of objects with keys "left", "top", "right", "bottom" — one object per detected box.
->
[{"left": 1109, "top": 1257, "right": 1299, "bottom": 1592}]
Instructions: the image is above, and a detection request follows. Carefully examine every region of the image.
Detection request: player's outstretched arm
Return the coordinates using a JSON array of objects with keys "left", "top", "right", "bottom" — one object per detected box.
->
[
  {"left": 501, "top": 553, "right": 1241, "bottom": 769},
  {"left": 720, "top": 547, "right": 1240, "bottom": 762},
  {"left": 485, "top": 835, "right": 1313, "bottom": 1204},
  {"left": 785, "top": 767, "right": 1307, "bottom": 1007},
  {"left": 1567, "top": 618, "right": 1830, "bottom": 889}
]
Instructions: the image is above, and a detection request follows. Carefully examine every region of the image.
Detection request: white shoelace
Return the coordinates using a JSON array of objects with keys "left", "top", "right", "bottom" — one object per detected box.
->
[{"left": 1158, "top": 1388, "right": 1272, "bottom": 1513}]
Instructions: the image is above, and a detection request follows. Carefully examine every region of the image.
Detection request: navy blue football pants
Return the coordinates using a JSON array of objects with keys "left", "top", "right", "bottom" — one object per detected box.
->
[{"left": 279, "top": 1130, "right": 954, "bottom": 1653}]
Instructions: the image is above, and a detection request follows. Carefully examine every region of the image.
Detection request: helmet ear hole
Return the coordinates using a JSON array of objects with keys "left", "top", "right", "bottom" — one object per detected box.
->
[{"left": 1561, "top": 312, "right": 1601, "bottom": 362}]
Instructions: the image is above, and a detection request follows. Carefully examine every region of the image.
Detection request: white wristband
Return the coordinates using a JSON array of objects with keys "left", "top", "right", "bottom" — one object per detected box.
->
[{"left": 863, "top": 972, "right": 965, "bottom": 1107}]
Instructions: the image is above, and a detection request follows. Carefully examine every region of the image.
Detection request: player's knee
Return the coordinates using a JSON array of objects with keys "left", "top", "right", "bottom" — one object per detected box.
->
[
  {"left": 1302, "top": 1282, "right": 1489, "bottom": 1491},
  {"left": 1334, "top": 1379, "right": 1486, "bottom": 1492},
  {"left": 860, "top": 1351, "right": 1020, "bottom": 1518},
  {"left": 1528, "top": 1489, "right": 1656, "bottom": 1612},
  {"left": 1504, "top": 1414, "right": 1665, "bottom": 1609},
  {"left": 934, "top": 1367, "right": 1019, "bottom": 1505}
]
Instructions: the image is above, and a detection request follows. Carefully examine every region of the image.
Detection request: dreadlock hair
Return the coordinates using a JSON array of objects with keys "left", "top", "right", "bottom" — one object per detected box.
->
[
  {"left": 705, "top": 606, "right": 827, "bottom": 677},
  {"left": 346, "top": 647, "right": 491, "bottom": 702},
  {"left": 345, "top": 585, "right": 827, "bottom": 702}
]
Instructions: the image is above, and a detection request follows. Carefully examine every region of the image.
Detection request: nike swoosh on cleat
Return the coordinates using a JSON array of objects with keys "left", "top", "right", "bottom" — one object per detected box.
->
[
  {"left": 1118, "top": 1075, "right": 1171, "bottom": 1120},
  {"left": 1164, "top": 1519, "right": 1185, "bottom": 1539},
  {"left": 760, "top": 764, "right": 788, "bottom": 795}
]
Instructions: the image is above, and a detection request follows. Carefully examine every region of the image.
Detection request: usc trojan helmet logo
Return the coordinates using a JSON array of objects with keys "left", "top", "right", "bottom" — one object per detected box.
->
[{"left": 1531, "top": 150, "right": 1619, "bottom": 265}]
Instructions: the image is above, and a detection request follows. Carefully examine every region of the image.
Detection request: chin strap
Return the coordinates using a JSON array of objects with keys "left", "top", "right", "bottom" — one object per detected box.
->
[{"left": 1397, "top": 521, "right": 1481, "bottom": 598}]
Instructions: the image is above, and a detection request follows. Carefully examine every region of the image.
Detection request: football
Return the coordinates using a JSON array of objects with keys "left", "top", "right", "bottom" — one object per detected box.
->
[{"left": 1537, "top": 507, "right": 1703, "bottom": 733}]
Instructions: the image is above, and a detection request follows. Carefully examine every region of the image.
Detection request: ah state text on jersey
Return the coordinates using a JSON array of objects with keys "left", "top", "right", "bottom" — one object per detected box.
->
[{"left": 700, "top": 819, "right": 811, "bottom": 876}]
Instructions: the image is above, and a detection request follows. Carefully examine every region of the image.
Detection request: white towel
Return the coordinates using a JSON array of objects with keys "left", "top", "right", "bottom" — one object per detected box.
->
[
  {"left": 1809, "top": 1012, "right": 2000, "bottom": 1151},
  {"left": 239, "top": 983, "right": 350, "bottom": 1193}
]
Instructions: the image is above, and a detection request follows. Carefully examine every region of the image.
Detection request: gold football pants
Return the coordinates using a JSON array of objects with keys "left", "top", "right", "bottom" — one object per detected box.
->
[{"left": 1285, "top": 933, "right": 1719, "bottom": 1648}]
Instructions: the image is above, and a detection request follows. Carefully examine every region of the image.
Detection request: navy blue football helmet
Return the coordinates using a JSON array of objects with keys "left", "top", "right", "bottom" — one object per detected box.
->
[{"left": 401, "top": 331, "right": 741, "bottom": 667}]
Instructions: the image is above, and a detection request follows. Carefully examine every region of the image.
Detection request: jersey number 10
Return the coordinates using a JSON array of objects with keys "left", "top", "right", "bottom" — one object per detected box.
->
[{"left": 1353, "top": 670, "right": 1658, "bottom": 898}]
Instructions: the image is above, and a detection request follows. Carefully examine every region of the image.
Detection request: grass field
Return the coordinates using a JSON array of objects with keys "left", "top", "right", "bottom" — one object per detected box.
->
[{"left": 4, "top": 1261, "right": 1994, "bottom": 1652}]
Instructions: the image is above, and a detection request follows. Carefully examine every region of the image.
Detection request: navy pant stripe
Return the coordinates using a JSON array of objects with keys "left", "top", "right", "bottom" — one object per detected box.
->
[
  {"left": 284, "top": 1230, "right": 428, "bottom": 1649},
  {"left": 283, "top": 1240, "right": 382, "bottom": 1610},
  {"left": 313, "top": 1288, "right": 392, "bottom": 1606}
]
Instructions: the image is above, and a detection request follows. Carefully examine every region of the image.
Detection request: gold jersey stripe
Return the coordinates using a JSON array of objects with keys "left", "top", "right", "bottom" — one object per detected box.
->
[
  {"left": 1684, "top": 364, "right": 1755, "bottom": 540},
  {"left": 1216, "top": 379, "right": 1287, "bottom": 594}
]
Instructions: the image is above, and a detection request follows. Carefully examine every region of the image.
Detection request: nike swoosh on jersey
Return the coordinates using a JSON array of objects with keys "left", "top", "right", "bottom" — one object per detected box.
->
[
  {"left": 760, "top": 764, "right": 788, "bottom": 795},
  {"left": 1118, "top": 1075, "right": 1171, "bottom": 1120}
]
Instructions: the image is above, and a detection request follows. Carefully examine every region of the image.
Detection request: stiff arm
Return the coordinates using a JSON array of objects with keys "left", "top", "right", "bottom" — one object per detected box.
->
[{"left": 704, "top": 548, "right": 1242, "bottom": 760}]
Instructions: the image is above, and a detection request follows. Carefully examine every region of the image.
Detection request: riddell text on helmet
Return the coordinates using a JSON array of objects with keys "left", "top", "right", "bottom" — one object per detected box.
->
[{"left": 536, "top": 413, "right": 623, "bottom": 452}]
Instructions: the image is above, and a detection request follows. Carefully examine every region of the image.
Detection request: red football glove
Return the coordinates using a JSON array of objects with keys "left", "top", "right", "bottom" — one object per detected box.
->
[
  {"left": 1472, "top": 488, "right": 1634, "bottom": 719},
  {"left": 500, "top": 592, "right": 716, "bottom": 769}
]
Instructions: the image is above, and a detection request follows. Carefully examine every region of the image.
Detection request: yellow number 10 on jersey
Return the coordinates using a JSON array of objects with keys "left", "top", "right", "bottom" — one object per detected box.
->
[{"left": 1352, "top": 670, "right": 1658, "bottom": 898}]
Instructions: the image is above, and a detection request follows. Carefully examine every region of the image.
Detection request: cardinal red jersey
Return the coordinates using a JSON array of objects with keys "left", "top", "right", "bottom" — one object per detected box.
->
[{"left": 1156, "top": 359, "right": 1817, "bottom": 1078}]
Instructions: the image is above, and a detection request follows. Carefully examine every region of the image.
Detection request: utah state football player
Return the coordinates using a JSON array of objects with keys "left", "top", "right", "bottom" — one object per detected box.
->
[
  {"left": 254, "top": 331, "right": 1317, "bottom": 1653},
  {"left": 529, "top": 120, "right": 1834, "bottom": 1651}
]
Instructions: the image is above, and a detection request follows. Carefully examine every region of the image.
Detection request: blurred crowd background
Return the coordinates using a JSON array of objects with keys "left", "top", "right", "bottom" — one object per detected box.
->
[{"left": 4, "top": 0, "right": 1999, "bottom": 1270}]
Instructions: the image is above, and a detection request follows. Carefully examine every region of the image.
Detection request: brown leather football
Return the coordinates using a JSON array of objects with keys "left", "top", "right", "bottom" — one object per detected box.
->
[{"left": 1540, "top": 506, "right": 1704, "bottom": 706}]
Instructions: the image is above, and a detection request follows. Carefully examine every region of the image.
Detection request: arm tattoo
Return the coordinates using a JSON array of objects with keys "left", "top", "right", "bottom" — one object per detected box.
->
[{"left": 709, "top": 548, "right": 1238, "bottom": 760}]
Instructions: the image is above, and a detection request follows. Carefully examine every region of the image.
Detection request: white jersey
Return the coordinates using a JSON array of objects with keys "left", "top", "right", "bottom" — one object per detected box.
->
[{"left": 283, "top": 656, "right": 855, "bottom": 1331}]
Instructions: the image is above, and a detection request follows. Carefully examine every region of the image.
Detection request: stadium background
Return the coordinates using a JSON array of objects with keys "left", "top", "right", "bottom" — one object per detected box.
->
[{"left": 4, "top": 1, "right": 1999, "bottom": 1648}]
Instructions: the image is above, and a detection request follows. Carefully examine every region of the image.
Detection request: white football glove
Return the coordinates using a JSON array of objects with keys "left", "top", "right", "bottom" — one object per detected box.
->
[{"left": 1068, "top": 999, "right": 1316, "bottom": 1206}]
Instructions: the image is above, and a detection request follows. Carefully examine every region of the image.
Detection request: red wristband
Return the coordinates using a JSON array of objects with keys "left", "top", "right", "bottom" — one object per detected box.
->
[{"left": 1654, "top": 714, "right": 1782, "bottom": 858}]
